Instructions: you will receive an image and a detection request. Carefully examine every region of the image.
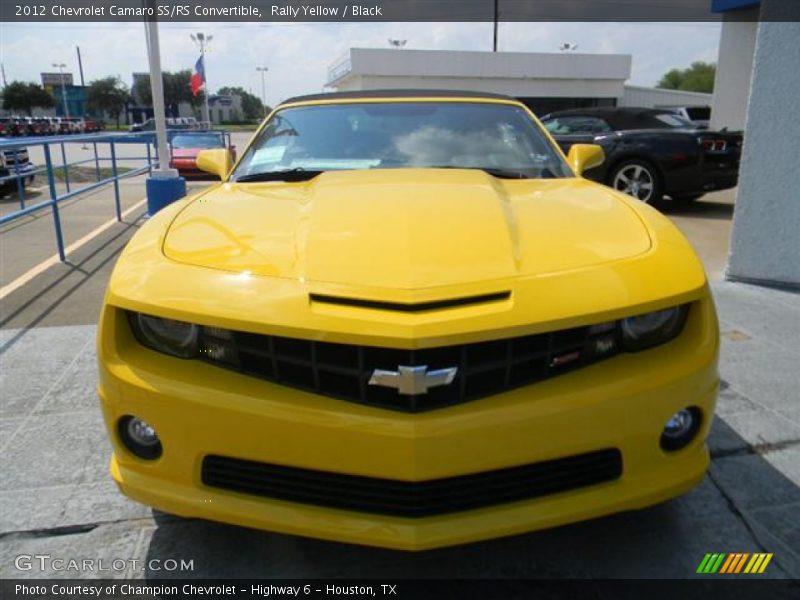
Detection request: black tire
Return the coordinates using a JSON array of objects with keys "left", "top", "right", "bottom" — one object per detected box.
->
[
  {"left": 608, "top": 159, "right": 663, "bottom": 204},
  {"left": 673, "top": 193, "right": 704, "bottom": 204}
]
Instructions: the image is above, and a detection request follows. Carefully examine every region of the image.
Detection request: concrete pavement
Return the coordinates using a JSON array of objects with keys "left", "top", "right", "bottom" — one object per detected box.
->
[
  {"left": 660, "top": 189, "right": 735, "bottom": 282},
  {"left": 1, "top": 177, "right": 149, "bottom": 284}
]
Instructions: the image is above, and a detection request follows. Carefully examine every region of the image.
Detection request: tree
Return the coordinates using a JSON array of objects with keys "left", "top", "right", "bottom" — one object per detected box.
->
[
  {"left": 86, "top": 77, "right": 131, "bottom": 127},
  {"left": 2, "top": 81, "right": 55, "bottom": 115},
  {"left": 657, "top": 61, "right": 716, "bottom": 94},
  {"left": 165, "top": 70, "right": 203, "bottom": 113},
  {"left": 217, "top": 86, "right": 267, "bottom": 120},
  {"left": 132, "top": 70, "right": 202, "bottom": 116},
  {"left": 132, "top": 74, "right": 152, "bottom": 107}
]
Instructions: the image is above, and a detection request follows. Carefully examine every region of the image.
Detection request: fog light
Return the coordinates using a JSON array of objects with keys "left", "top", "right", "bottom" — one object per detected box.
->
[
  {"left": 119, "top": 416, "right": 163, "bottom": 460},
  {"left": 660, "top": 407, "right": 701, "bottom": 451}
]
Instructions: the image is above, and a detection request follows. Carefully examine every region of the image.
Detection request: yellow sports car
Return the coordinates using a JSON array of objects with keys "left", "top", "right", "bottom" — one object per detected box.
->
[{"left": 97, "top": 91, "right": 718, "bottom": 550}]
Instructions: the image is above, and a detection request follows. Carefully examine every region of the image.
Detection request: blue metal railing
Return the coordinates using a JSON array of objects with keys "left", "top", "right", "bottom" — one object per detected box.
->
[
  {"left": 0, "top": 132, "right": 158, "bottom": 261},
  {"left": 0, "top": 130, "right": 229, "bottom": 262}
]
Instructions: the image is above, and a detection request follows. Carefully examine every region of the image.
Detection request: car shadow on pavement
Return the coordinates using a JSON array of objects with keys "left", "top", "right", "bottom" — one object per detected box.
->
[
  {"left": 0, "top": 186, "right": 45, "bottom": 204},
  {"left": 655, "top": 198, "right": 735, "bottom": 221},
  {"left": 141, "top": 417, "right": 800, "bottom": 580}
]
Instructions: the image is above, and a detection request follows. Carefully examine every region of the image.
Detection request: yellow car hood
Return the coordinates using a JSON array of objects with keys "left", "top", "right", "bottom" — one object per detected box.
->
[{"left": 163, "top": 169, "right": 651, "bottom": 289}]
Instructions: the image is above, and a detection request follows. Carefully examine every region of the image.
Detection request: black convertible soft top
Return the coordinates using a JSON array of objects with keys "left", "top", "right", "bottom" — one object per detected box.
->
[
  {"left": 280, "top": 89, "right": 517, "bottom": 105},
  {"left": 541, "top": 107, "right": 691, "bottom": 131}
]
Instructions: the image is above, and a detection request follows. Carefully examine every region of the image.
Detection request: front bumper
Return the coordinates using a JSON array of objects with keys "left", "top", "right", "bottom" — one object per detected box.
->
[{"left": 98, "top": 296, "right": 718, "bottom": 550}]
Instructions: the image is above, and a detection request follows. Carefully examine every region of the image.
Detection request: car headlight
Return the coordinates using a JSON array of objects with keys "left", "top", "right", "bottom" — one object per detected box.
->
[
  {"left": 620, "top": 305, "right": 689, "bottom": 351},
  {"left": 128, "top": 313, "right": 199, "bottom": 358}
]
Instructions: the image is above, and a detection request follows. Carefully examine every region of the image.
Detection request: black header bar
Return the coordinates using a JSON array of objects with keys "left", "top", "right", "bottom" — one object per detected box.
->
[{"left": 2, "top": 0, "right": 795, "bottom": 23}]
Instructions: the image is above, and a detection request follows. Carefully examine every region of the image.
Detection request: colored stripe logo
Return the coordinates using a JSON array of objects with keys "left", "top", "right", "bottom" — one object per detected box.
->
[{"left": 697, "top": 553, "right": 773, "bottom": 574}]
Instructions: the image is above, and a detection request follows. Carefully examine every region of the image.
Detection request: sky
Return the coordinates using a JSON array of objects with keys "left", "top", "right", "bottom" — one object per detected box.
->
[{"left": 1, "top": 21, "right": 721, "bottom": 107}]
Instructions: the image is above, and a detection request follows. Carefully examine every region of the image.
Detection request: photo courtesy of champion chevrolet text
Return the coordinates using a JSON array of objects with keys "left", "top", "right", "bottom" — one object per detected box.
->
[{"left": 0, "top": 0, "right": 798, "bottom": 598}]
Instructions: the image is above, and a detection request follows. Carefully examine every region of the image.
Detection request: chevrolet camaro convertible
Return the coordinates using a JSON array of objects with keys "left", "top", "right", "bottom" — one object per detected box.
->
[{"left": 97, "top": 91, "right": 719, "bottom": 550}]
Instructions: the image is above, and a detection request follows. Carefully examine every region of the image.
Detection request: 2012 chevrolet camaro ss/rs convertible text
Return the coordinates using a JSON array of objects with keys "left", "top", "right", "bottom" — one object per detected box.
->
[{"left": 97, "top": 91, "right": 719, "bottom": 550}]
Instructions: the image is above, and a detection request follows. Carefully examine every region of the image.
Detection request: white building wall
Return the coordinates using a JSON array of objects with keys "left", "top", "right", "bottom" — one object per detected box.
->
[
  {"left": 345, "top": 48, "right": 632, "bottom": 81},
  {"left": 710, "top": 11, "right": 759, "bottom": 131},
  {"left": 727, "top": 3, "right": 800, "bottom": 286},
  {"left": 330, "top": 48, "right": 631, "bottom": 101},
  {"left": 352, "top": 75, "right": 624, "bottom": 99},
  {"left": 177, "top": 102, "right": 195, "bottom": 119},
  {"left": 620, "top": 85, "right": 712, "bottom": 108},
  {"left": 330, "top": 75, "right": 363, "bottom": 92}
]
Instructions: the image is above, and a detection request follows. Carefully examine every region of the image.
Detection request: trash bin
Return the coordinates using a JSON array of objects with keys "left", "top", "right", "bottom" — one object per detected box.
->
[{"left": 146, "top": 172, "right": 186, "bottom": 216}]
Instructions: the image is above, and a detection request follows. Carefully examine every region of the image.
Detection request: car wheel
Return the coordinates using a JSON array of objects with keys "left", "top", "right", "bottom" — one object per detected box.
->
[
  {"left": 609, "top": 160, "right": 663, "bottom": 204},
  {"left": 673, "top": 193, "right": 704, "bottom": 204}
]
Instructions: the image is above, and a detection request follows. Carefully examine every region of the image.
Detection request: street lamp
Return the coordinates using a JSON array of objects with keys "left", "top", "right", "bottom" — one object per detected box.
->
[
  {"left": 256, "top": 66, "right": 268, "bottom": 117},
  {"left": 190, "top": 32, "right": 213, "bottom": 126},
  {"left": 143, "top": 1, "right": 185, "bottom": 216},
  {"left": 52, "top": 62, "right": 69, "bottom": 119}
]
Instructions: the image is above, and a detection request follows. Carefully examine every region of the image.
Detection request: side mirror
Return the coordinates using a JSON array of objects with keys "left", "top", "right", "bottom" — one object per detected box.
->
[
  {"left": 567, "top": 144, "right": 605, "bottom": 177},
  {"left": 196, "top": 148, "right": 234, "bottom": 179}
]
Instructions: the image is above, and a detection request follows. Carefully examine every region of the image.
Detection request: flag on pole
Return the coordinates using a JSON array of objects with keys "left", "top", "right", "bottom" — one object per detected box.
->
[{"left": 190, "top": 55, "right": 205, "bottom": 97}]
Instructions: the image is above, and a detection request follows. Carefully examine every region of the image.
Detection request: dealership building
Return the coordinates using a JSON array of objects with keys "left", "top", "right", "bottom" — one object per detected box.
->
[{"left": 326, "top": 48, "right": 712, "bottom": 115}]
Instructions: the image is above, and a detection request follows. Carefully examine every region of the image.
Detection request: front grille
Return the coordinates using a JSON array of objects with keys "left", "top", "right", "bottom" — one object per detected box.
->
[
  {"left": 202, "top": 449, "right": 623, "bottom": 518},
  {"left": 197, "top": 321, "right": 621, "bottom": 412}
]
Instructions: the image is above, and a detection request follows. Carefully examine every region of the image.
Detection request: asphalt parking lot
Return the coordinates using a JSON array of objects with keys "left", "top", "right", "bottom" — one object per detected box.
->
[{"left": 1, "top": 161, "right": 798, "bottom": 580}]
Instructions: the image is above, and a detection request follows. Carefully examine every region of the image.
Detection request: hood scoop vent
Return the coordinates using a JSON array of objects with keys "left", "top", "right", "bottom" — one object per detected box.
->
[{"left": 310, "top": 291, "right": 511, "bottom": 313}]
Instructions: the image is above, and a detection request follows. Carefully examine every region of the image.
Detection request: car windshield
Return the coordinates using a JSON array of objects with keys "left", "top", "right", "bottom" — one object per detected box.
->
[
  {"left": 171, "top": 134, "right": 224, "bottom": 149},
  {"left": 232, "top": 101, "right": 572, "bottom": 181}
]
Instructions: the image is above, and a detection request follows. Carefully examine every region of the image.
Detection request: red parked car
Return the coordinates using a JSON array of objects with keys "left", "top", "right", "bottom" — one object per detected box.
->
[
  {"left": 168, "top": 132, "right": 235, "bottom": 177},
  {"left": 0, "top": 117, "right": 25, "bottom": 136},
  {"left": 84, "top": 118, "right": 105, "bottom": 133}
]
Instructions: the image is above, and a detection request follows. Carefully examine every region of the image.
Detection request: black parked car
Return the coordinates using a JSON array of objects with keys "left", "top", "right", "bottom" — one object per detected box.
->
[
  {"left": 0, "top": 141, "right": 36, "bottom": 197},
  {"left": 540, "top": 107, "right": 742, "bottom": 203}
]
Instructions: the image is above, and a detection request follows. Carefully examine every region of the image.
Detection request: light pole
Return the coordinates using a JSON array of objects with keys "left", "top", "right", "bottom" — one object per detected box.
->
[
  {"left": 143, "top": 0, "right": 185, "bottom": 216},
  {"left": 256, "top": 66, "right": 268, "bottom": 116},
  {"left": 493, "top": 0, "right": 498, "bottom": 52},
  {"left": 144, "top": 24, "right": 170, "bottom": 174},
  {"left": 52, "top": 63, "right": 69, "bottom": 118},
  {"left": 190, "top": 32, "right": 213, "bottom": 126}
]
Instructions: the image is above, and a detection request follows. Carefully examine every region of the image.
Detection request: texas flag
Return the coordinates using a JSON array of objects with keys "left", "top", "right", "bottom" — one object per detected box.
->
[{"left": 190, "top": 55, "right": 205, "bottom": 97}]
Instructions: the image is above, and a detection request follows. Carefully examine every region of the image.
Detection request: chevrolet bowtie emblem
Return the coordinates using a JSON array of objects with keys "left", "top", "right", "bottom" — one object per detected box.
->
[{"left": 368, "top": 365, "right": 458, "bottom": 395}]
